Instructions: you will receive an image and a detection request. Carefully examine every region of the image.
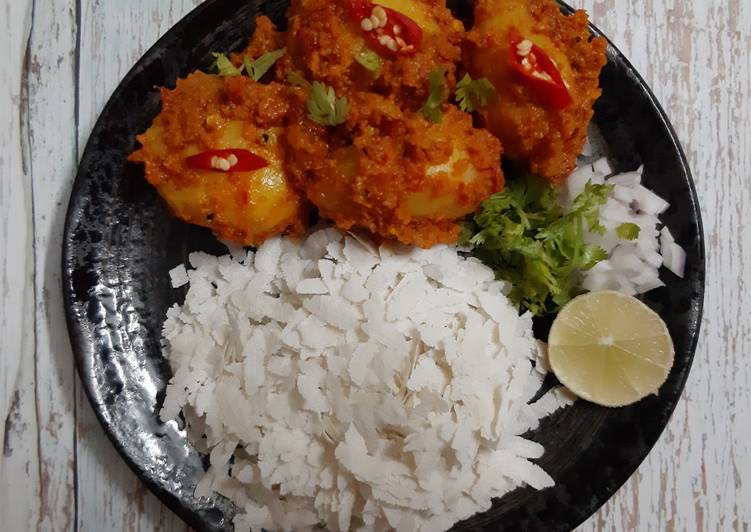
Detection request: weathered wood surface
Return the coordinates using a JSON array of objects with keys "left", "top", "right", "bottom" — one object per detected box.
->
[{"left": 0, "top": 0, "right": 748, "bottom": 530}]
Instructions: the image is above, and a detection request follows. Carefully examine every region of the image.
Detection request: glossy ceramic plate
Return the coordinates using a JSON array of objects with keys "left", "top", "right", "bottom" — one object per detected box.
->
[{"left": 62, "top": 1, "right": 705, "bottom": 530}]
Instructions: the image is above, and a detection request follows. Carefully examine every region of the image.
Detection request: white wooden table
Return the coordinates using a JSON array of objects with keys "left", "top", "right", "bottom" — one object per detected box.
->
[{"left": 1, "top": 1, "right": 748, "bottom": 530}]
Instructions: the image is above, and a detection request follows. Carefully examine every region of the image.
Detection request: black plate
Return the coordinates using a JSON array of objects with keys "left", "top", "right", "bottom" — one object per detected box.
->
[{"left": 63, "top": 1, "right": 705, "bottom": 530}]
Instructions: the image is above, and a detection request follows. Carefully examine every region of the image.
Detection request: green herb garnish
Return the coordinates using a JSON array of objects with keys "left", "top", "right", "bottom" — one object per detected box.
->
[
  {"left": 356, "top": 49, "right": 382, "bottom": 72},
  {"left": 286, "top": 69, "right": 311, "bottom": 88},
  {"left": 243, "top": 48, "right": 286, "bottom": 81},
  {"left": 569, "top": 180, "right": 613, "bottom": 236},
  {"left": 211, "top": 52, "right": 243, "bottom": 76},
  {"left": 455, "top": 74, "right": 496, "bottom": 112},
  {"left": 460, "top": 175, "right": 614, "bottom": 315},
  {"left": 307, "top": 81, "right": 348, "bottom": 126},
  {"left": 617, "top": 222, "right": 641, "bottom": 240},
  {"left": 419, "top": 68, "right": 448, "bottom": 123}
]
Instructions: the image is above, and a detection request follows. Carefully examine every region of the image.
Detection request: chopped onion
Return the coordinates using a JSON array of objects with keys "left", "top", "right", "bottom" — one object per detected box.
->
[
  {"left": 613, "top": 272, "right": 637, "bottom": 296},
  {"left": 632, "top": 185, "right": 670, "bottom": 215},
  {"left": 632, "top": 213, "right": 661, "bottom": 230},
  {"left": 566, "top": 163, "right": 605, "bottom": 202},
  {"left": 660, "top": 227, "right": 686, "bottom": 278},
  {"left": 636, "top": 278, "right": 666, "bottom": 293},
  {"left": 572, "top": 154, "right": 685, "bottom": 297},
  {"left": 589, "top": 260, "right": 614, "bottom": 274},
  {"left": 636, "top": 233, "right": 661, "bottom": 255},
  {"left": 660, "top": 226, "right": 675, "bottom": 246},
  {"left": 583, "top": 229, "right": 620, "bottom": 254},
  {"left": 631, "top": 267, "right": 661, "bottom": 286},
  {"left": 581, "top": 271, "right": 614, "bottom": 292},
  {"left": 613, "top": 184, "right": 636, "bottom": 204},
  {"left": 610, "top": 246, "right": 646, "bottom": 275},
  {"left": 645, "top": 250, "right": 665, "bottom": 269},
  {"left": 607, "top": 170, "right": 642, "bottom": 186},
  {"left": 592, "top": 157, "right": 614, "bottom": 177},
  {"left": 600, "top": 198, "right": 632, "bottom": 222}
]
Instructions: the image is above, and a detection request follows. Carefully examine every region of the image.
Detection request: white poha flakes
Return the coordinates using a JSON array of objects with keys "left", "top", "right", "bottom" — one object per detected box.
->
[
  {"left": 161, "top": 229, "right": 571, "bottom": 532},
  {"left": 168, "top": 264, "right": 190, "bottom": 288}
]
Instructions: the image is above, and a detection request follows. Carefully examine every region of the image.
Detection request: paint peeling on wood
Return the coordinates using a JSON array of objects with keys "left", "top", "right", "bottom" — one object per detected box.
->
[
  {"left": 3, "top": 390, "right": 23, "bottom": 457},
  {"left": 1, "top": 0, "right": 41, "bottom": 528}
]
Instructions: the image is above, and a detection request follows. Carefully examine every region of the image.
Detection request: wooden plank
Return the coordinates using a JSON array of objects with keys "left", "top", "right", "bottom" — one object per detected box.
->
[
  {"left": 74, "top": 1, "right": 202, "bottom": 530},
  {"left": 26, "top": 0, "right": 81, "bottom": 529},
  {"left": 0, "top": 1, "right": 41, "bottom": 531},
  {"left": 573, "top": 0, "right": 751, "bottom": 530}
]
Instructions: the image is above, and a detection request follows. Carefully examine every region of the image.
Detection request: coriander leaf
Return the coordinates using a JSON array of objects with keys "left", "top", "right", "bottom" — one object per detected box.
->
[
  {"left": 419, "top": 68, "right": 448, "bottom": 123},
  {"left": 212, "top": 52, "right": 243, "bottom": 76},
  {"left": 458, "top": 221, "right": 476, "bottom": 246},
  {"left": 286, "top": 69, "right": 311, "bottom": 88},
  {"left": 616, "top": 222, "right": 641, "bottom": 240},
  {"left": 571, "top": 180, "right": 614, "bottom": 235},
  {"left": 243, "top": 48, "right": 286, "bottom": 81},
  {"left": 356, "top": 49, "right": 381, "bottom": 72},
  {"left": 463, "top": 174, "right": 613, "bottom": 315},
  {"left": 455, "top": 74, "right": 496, "bottom": 112},
  {"left": 579, "top": 244, "right": 609, "bottom": 269},
  {"left": 307, "top": 81, "right": 348, "bottom": 126}
]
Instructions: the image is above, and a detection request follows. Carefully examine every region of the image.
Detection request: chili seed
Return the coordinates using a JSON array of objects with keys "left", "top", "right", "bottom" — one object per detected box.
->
[
  {"left": 372, "top": 6, "right": 388, "bottom": 26},
  {"left": 531, "top": 70, "right": 554, "bottom": 82},
  {"left": 517, "top": 39, "right": 533, "bottom": 57},
  {"left": 210, "top": 156, "right": 231, "bottom": 171}
]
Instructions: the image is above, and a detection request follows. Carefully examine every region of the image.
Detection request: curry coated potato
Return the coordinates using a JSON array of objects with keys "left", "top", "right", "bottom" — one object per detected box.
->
[
  {"left": 466, "top": 0, "right": 607, "bottom": 183},
  {"left": 129, "top": 72, "right": 307, "bottom": 245},
  {"left": 286, "top": 93, "right": 504, "bottom": 247}
]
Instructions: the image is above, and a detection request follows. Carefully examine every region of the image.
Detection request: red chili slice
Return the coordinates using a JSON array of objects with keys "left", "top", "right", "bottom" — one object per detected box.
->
[
  {"left": 345, "top": 0, "right": 423, "bottom": 57},
  {"left": 508, "top": 27, "right": 573, "bottom": 109},
  {"left": 185, "top": 149, "right": 269, "bottom": 172}
]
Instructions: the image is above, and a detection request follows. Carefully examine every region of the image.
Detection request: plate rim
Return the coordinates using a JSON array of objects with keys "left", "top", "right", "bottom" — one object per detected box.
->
[{"left": 62, "top": 1, "right": 706, "bottom": 530}]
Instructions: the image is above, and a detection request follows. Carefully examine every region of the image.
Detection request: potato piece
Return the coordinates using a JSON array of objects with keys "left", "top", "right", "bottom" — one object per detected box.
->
[
  {"left": 129, "top": 72, "right": 307, "bottom": 245},
  {"left": 287, "top": 93, "right": 504, "bottom": 247},
  {"left": 466, "top": 0, "right": 607, "bottom": 183},
  {"left": 405, "top": 147, "right": 485, "bottom": 219}
]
